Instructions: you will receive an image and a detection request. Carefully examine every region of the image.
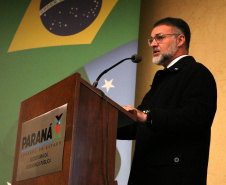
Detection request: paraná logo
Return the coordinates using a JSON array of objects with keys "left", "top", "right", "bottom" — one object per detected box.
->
[
  {"left": 21, "top": 113, "right": 64, "bottom": 152},
  {"left": 54, "top": 113, "right": 63, "bottom": 139}
]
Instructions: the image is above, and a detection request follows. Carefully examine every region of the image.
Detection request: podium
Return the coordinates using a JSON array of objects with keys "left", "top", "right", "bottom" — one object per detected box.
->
[{"left": 12, "top": 73, "right": 137, "bottom": 185}]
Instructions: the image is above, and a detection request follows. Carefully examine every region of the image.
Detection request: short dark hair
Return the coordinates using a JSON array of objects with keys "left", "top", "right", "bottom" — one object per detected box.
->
[{"left": 154, "top": 17, "right": 191, "bottom": 52}]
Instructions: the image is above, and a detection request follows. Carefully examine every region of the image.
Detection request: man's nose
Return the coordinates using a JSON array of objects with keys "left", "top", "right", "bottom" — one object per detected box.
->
[{"left": 150, "top": 39, "right": 158, "bottom": 47}]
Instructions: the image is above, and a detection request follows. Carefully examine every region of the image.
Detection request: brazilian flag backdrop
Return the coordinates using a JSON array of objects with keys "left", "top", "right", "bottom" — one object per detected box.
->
[{"left": 0, "top": 0, "right": 140, "bottom": 184}]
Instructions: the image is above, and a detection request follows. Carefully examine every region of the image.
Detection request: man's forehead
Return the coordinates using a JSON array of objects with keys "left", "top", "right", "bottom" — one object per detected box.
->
[{"left": 151, "top": 25, "right": 174, "bottom": 36}]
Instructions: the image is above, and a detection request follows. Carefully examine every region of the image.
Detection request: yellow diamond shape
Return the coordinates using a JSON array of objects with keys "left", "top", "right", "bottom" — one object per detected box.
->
[{"left": 8, "top": 0, "right": 118, "bottom": 52}]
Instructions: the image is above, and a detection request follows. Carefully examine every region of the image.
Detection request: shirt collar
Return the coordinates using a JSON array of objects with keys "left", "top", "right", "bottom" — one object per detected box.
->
[{"left": 167, "top": 55, "right": 188, "bottom": 68}]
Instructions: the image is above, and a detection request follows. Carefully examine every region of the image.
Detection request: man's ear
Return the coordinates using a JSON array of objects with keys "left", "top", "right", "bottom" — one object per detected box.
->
[{"left": 177, "top": 34, "right": 186, "bottom": 47}]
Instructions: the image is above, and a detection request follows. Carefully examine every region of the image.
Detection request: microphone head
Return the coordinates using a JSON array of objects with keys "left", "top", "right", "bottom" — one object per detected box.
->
[{"left": 131, "top": 54, "right": 142, "bottom": 63}]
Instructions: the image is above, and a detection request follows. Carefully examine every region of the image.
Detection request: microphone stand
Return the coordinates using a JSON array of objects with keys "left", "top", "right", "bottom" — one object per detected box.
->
[{"left": 93, "top": 57, "right": 131, "bottom": 88}]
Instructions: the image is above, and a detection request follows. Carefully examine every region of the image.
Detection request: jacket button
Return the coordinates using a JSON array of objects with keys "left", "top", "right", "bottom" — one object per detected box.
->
[{"left": 174, "top": 157, "right": 179, "bottom": 163}]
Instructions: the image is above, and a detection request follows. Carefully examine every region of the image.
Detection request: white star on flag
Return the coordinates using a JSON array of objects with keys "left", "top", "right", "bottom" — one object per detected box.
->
[{"left": 102, "top": 79, "right": 115, "bottom": 92}]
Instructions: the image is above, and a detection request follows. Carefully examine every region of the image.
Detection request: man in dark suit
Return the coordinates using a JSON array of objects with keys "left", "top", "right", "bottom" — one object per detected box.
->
[{"left": 118, "top": 17, "right": 217, "bottom": 185}]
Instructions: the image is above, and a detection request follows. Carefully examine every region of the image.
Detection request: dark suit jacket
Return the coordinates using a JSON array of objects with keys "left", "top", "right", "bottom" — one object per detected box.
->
[{"left": 117, "top": 56, "right": 217, "bottom": 185}]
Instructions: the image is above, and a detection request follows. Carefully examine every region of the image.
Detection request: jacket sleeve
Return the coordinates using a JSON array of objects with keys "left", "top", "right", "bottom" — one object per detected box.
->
[{"left": 117, "top": 122, "right": 138, "bottom": 140}]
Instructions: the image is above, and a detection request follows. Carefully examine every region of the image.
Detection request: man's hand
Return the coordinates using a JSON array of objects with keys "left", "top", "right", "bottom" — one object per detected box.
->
[{"left": 122, "top": 105, "right": 147, "bottom": 123}]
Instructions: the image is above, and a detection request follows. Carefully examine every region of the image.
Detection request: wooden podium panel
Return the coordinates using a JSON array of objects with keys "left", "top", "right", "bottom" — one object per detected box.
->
[{"left": 12, "top": 73, "right": 136, "bottom": 185}]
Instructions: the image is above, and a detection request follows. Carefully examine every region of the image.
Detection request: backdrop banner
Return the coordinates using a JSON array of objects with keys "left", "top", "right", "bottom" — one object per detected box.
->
[{"left": 0, "top": 0, "right": 140, "bottom": 184}]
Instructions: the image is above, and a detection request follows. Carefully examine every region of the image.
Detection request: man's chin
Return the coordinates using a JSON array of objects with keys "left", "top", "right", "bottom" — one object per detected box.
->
[{"left": 152, "top": 56, "right": 164, "bottom": 66}]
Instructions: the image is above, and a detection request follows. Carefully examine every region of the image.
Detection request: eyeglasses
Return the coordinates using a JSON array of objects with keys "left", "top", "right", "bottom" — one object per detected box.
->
[{"left": 148, "top": 34, "right": 180, "bottom": 45}]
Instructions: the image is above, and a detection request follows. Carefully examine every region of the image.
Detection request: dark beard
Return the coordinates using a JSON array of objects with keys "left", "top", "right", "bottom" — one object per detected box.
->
[{"left": 156, "top": 54, "right": 172, "bottom": 67}]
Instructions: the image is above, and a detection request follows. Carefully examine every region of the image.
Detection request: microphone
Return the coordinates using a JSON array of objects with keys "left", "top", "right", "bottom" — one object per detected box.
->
[{"left": 93, "top": 54, "right": 142, "bottom": 88}]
